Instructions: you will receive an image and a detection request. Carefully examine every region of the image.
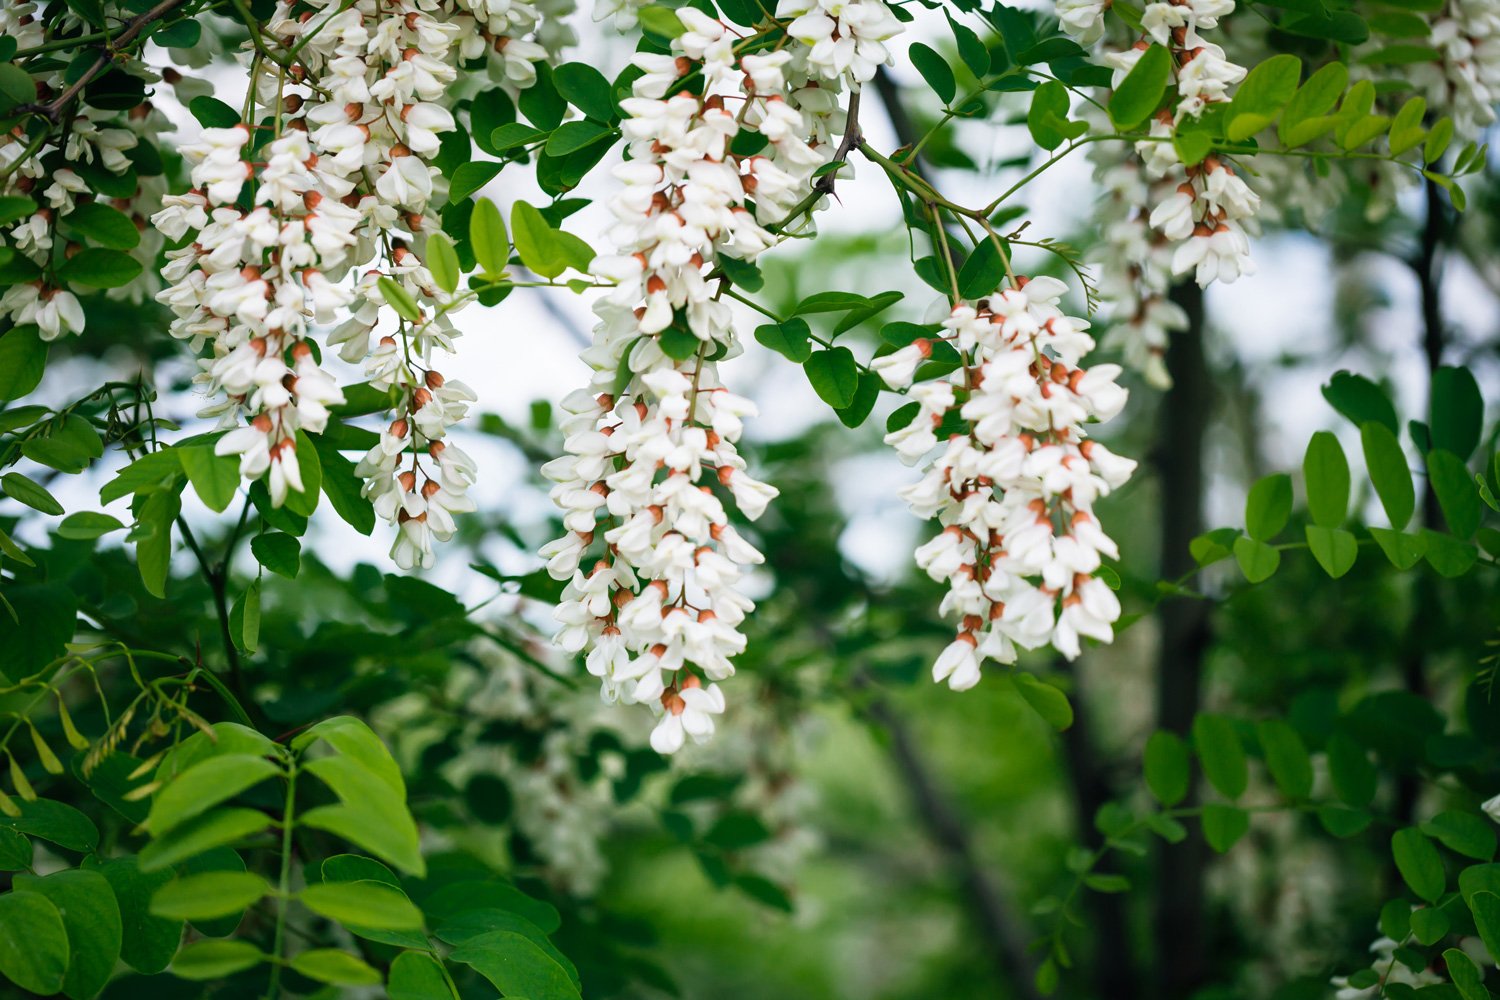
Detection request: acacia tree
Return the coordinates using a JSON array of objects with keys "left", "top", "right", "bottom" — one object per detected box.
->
[{"left": 0, "top": 0, "right": 1496, "bottom": 995}]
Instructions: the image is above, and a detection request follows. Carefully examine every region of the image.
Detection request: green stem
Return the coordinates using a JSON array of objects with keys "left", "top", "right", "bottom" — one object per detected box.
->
[{"left": 266, "top": 764, "right": 298, "bottom": 999}]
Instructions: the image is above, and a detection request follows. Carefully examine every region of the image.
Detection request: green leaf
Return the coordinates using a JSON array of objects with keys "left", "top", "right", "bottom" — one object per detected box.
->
[
  {"left": 426, "top": 233, "right": 461, "bottom": 294},
  {"left": 1306, "top": 526, "right": 1357, "bottom": 578},
  {"left": 0, "top": 63, "right": 37, "bottom": 113},
  {"left": 389, "top": 950, "right": 459, "bottom": 1000},
  {"left": 1424, "top": 528, "right": 1478, "bottom": 577},
  {"left": 56, "top": 247, "right": 142, "bottom": 289},
  {"left": 1245, "top": 474, "right": 1293, "bottom": 540},
  {"left": 177, "top": 445, "right": 239, "bottom": 513},
  {"left": 83, "top": 857, "right": 180, "bottom": 975},
  {"left": 170, "top": 939, "right": 264, "bottom": 980},
  {"left": 138, "top": 807, "right": 271, "bottom": 872},
  {"left": 1388, "top": 95, "right": 1427, "bottom": 155},
  {"left": 957, "top": 237, "right": 1009, "bottom": 299},
  {"left": 1144, "top": 730, "right": 1190, "bottom": 807},
  {"left": 280, "top": 430, "right": 322, "bottom": 518},
  {"left": 1445, "top": 947, "right": 1488, "bottom": 1000},
  {"left": 1326, "top": 733, "right": 1376, "bottom": 807},
  {"left": 909, "top": 42, "right": 956, "bottom": 105},
  {"left": 309, "top": 436, "right": 375, "bottom": 536},
  {"left": 657, "top": 322, "right": 700, "bottom": 362},
  {"left": 251, "top": 531, "right": 301, "bottom": 578},
  {"left": 1392, "top": 827, "right": 1445, "bottom": 902},
  {"left": 804, "top": 348, "right": 859, "bottom": 409},
  {"left": 470, "top": 198, "right": 510, "bottom": 277},
  {"left": 1323, "top": 371, "right": 1397, "bottom": 432},
  {"left": 1256, "top": 719, "right": 1312, "bottom": 799},
  {"left": 1317, "top": 806, "right": 1373, "bottom": 838},
  {"left": 1109, "top": 44, "right": 1171, "bottom": 130},
  {"left": 468, "top": 89, "right": 514, "bottom": 158},
  {"left": 1, "top": 472, "right": 62, "bottom": 515},
  {"left": 0, "top": 327, "right": 47, "bottom": 400},
  {"left": 149, "top": 871, "right": 269, "bottom": 921},
  {"left": 0, "top": 196, "right": 38, "bottom": 226},
  {"left": 638, "top": 5, "right": 687, "bottom": 37},
  {"left": 1369, "top": 526, "right": 1426, "bottom": 569},
  {"left": 512, "top": 201, "right": 568, "bottom": 278},
  {"left": 301, "top": 798, "right": 424, "bottom": 878},
  {"left": 1193, "top": 713, "right": 1247, "bottom": 800},
  {"left": 1013, "top": 673, "right": 1073, "bottom": 730},
  {"left": 1425, "top": 117, "right": 1455, "bottom": 164},
  {"left": 64, "top": 202, "right": 140, "bottom": 251},
  {"left": 299, "top": 881, "right": 424, "bottom": 931},
  {"left": 188, "top": 96, "right": 240, "bottom": 128},
  {"left": 291, "top": 949, "right": 383, "bottom": 986},
  {"left": 1422, "top": 810, "right": 1496, "bottom": 861},
  {"left": 835, "top": 371, "right": 881, "bottom": 429},
  {"left": 1431, "top": 366, "right": 1483, "bottom": 459},
  {"left": 1471, "top": 890, "right": 1500, "bottom": 969},
  {"left": 1428, "top": 449, "right": 1481, "bottom": 538},
  {"left": 0, "top": 829, "right": 29, "bottom": 870},
  {"left": 1361, "top": 421, "right": 1415, "bottom": 528},
  {"left": 0, "top": 798, "right": 98, "bottom": 852},
  {"left": 554, "top": 62, "right": 615, "bottom": 121},
  {"left": 449, "top": 161, "right": 504, "bottom": 204},
  {"left": 754, "top": 318, "right": 812, "bottom": 363},
  {"left": 449, "top": 930, "right": 583, "bottom": 1000},
  {"left": 0, "top": 890, "right": 69, "bottom": 995},
  {"left": 1201, "top": 804, "right": 1250, "bottom": 852},
  {"left": 378, "top": 276, "right": 422, "bottom": 323},
  {"left": 1233, "top": 535, "right": 1280, "bottom": 583},
  {"left": 490, "top": 122, "right": 546, "bottom": 152},
  {"left": 145, "top": 754, "right": 280, "bottom": 836},
  {"left": 1279, "top": 61, "right": 1348, "bottom": 147},
  {"left": 1409, "top": 905, "right": 1449, "bottom": 945},
  {"left": 1302, "top": 431, "right": 1349, "bottom": 527},
  {"left": 545, "top": 120, "right": 614, "bottom": 156},
  {"left": 1226, "top": 53, "right": 1301, "bottom": 140},
  {"left": 13, "top": 869, "right": 121, "bottom": 1000}
]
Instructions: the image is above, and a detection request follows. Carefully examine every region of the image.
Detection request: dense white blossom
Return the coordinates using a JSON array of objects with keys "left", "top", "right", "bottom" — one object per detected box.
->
[
  {"left": 881, "top": 278, "right": 1134, "bottom": 686},
  {"left": 542, "top": 5, "right": 900, "bottom": 751}
]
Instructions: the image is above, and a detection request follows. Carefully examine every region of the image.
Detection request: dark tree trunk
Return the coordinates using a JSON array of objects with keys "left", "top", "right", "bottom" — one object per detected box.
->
[{"left": 1152, "top": 280, "right": 1215, "bottom": 1000}]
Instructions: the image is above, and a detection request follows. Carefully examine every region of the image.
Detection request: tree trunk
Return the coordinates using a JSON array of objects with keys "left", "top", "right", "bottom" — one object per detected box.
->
[{"left": 1152, "top": 280, "right": 1215, "bottom": 999}]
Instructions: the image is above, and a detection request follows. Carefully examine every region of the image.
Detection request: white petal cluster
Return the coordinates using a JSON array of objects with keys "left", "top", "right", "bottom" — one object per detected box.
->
[
  {"left": 148, "top": 0, "right": 571, "bottom": 558},
  {"left": 151, "top": 125, "right": 352, "bottom": 508},
  {"left": 1066, "top": 0, "right": 1257, "bottom": 385},
  {"left": 543, "top": 9, "right": 901, "bottom": 752},
  {"left": 1404, "top": 0, "right": 1500, "bottom": 136},
  {"left": 0, "top": 44, "right": 165, "bottom": 338},
  {"left": 879, "top": 277, "right": 1135, "bottom": 688}
]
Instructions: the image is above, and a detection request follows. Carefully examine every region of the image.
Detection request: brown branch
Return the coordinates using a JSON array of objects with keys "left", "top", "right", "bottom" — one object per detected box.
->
[
  {"left": 16, "top": 0, "right": 192, "bottom": 122},
  {"left": 854, "top": 670, "right": 1044, "bottom": 1000}
]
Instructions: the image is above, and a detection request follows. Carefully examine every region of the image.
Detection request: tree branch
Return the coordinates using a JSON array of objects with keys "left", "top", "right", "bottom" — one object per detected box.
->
[{"left": 854, "top": 670, "right": 1044, "bottom": 1000}]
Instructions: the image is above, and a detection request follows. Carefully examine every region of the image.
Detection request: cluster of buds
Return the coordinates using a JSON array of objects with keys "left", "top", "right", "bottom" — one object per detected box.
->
[{"left": 876, "top": 277, "right": 1135, "bottom": 689}]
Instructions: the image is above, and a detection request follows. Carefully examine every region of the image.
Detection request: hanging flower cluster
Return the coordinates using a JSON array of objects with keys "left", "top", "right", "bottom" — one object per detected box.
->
[
  {"left": 153, "top": 124, "right": 351, "bottom": 507},
  {"left": 1062, "top": 0, "right": 1258, "bottom": 386},
  {"left": 542, "top": 7, "right": 899, "bottom": 753},
  {"left": 149, "top": 0, "right": 568, "bottom": 563},
  {"left": 0, "top": 19, "right": 169, "bottom": 339},
  {"left": 876, "top": 277, "right": 1135, "bottom": 690},
  {"left": 1406, "top": 0, "right": 1500, "bottom": 136}
]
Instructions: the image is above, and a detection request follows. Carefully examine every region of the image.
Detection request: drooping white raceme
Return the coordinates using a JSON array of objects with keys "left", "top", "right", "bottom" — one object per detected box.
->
[
  {"left": 1065, "top": 0, "right": 1256, "bottom": 386},
  {"left": 880, "top": 276, "right": 1135, "bottom": 688},
  {"left": 543, "top": 7, "right": 901, "bottom": 752}
]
